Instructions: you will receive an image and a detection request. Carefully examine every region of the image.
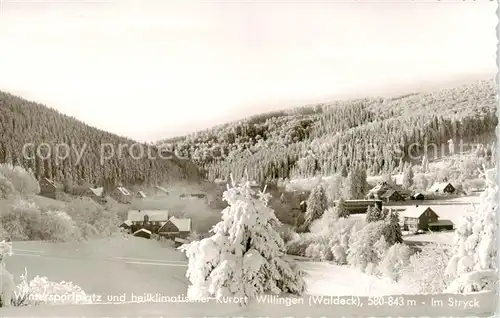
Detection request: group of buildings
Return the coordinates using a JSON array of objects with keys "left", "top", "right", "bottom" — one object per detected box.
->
[
  {"left": 365, "top": 180, "right": 456, "bottom": 202},
  {"left": 39, "top": 177, "right": 171, "bottom": 204},
  {"left": 119, "top": 209, "right": 192, "bottom": 246},
  {"left": 334, "top": 180, "right": 458, "bottom": 234},
  {"left": 39, "top": 177, "right": 193, "bottom": 245}
]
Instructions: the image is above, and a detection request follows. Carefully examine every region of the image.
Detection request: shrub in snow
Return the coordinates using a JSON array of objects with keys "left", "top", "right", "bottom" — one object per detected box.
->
[
  {"left": 13, "top": 268, "right": 93, "bottom": 306},
  {"left": 378, "top": 243, "right": 411, "bottom": 282},
  {"left": 347, "top": 221, "right": 386, "bottom": 272},
  {"left": 0, "top": 199, "right": 81, "bottom": 242},
  {"left": 0, "top": 172, "right": 16, "bottom": 199},
  {"left": 444, "top": 167, "right": 498, "bottom": 293},
  {"left": 328, "top": 217, "right": 363, "bottom": 265},
  {"left": 285, "top": 232, "right": 319, "bottom": 257},
  {"left": 309, "top": 207, "right": 338, "bottom": 234},
  {"left": 305, "top": 243, "right": 332, "bottom": 261},
  {"left": 66, "top": 197, "right": 119, "bottom": 237},
  {"left": 179, "top": 177, "right": 306, "bottom": 304},
  {"left": 400, "top": 243, "right": 452, "bottom": 294},
  {"left": 444, "top": 270, "right": 497, "bottom": 294},
  {"left": 0, "top": 164, "right": 40, "bottom": 197},
  {"left": 40, "top": 210, "right": 81, "bottom": 242},
  {"left": 0, "top": 240, "right": 15, "bottom": 307}
]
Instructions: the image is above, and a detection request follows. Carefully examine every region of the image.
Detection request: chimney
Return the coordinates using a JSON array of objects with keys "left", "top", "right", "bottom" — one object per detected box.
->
[{"left": 415, "top": 205, "right": 419, "bottom": 207}]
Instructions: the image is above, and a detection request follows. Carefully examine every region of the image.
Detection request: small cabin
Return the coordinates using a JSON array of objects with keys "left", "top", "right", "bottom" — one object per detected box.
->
[
  {"left": 158, "top": 216, "right": 192, "bottom": 239},
  {"left": 428, "top": 182, "right": 455, "bottom": 194},
  {"left": 154, "top": 185, "right": 169, "bottom": 196},
  {"left": 111, "top": 187, "right": 132, "bottom": 204},
  {"left": 410, "top": 193, "right": 425, "bottom": 200},
  {"left": 119, "top": 219, "right": 132, "bottom": 228},
  {"left": 39, "top": 177, "right": 57, "bottom": 199},
  {"left": 84, "top": 187, "right": 105, "bottom": 203},
  {"left": 380, "top": 190, "right": 405, "bottom": 202},
  {"left": 401, "top": 206, "right": 439, "bottom": 232},
  {"left": 136, "top": 191, "right": 147, "bottom": 199}
]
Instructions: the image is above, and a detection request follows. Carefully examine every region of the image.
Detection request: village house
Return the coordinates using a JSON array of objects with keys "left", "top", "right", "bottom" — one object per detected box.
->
[
  {"left": 410, "top": 192, "right": 425, "bottom": 200},
  {"left": 110, "top": 186, "right": 132, "bottom": 204},
  {"left": 135, "top": 190, "right": 147, "bottom": 199},
  {"left": 119, "top": 219, "right": 132, "bottom": 231},
  {"left": 127, "top": 209, "right": 170, "bottom": 233},
  {"left": 157, "top": 216, "right": 192, "bottom": 239},
  {"left": 428, "top": 182, "right": 456, "bottom": 194},
  {"left": 380, "top": 189, "right": 405, "bottom": 202},
  {"left": 83, "top": 186, "right": 105, "bottom": 203},
  {"left": 366, "top": 181, "right": 392, "bottom": 200},
  {"left": 154, "top": 185, "right": 169, "bottom": 196},
  {"left": 39, "top": 177, "right": 57, "bottom": 199},
  {"left": 401, "top": 206, "right": 439, "bottom": 232}
]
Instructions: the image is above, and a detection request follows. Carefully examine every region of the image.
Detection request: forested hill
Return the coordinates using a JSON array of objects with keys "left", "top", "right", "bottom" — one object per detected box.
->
[
  {"left": 0, "top": 92, "right": 202, "bottom": 187},
  {"left": 158, "top": 80, "right": 497, "bottom": 182}
]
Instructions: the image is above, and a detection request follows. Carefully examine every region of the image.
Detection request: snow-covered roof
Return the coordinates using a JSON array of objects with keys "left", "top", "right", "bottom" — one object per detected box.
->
[
  {"left": 41, "top": 177, "right": 56, "bottom": 187},
  {"left": 165, "top": 216, "right": 191, "bottom": 232},
  {"left": 127, "top": 210, "right": 169, "bottom": 222},
  {"left": 136, "top": 191, "right": 147, "bottom": 198},
  {"left": 121, "top": 220, "right": 132, "bottom": 226},
  {"left": 155, "top": 185, "right": 169, "bottom": 193},
  {"left": 117, "top": 187, "right": 131, "bottom": 196},
  {"left": 401, "top": 206, "right": 437, "bottom": 218},
  {"left": 133, "top": 228, "right": 152, "bottom": 235},
  {"left": 381, "top": 189, "right": 401, "bottom": 198},
  {"left": 428, "top": 182, "right": 453, "bottom": 192},
  {"left": 89, "top": 187, "right": 103, "bottom": 196}
]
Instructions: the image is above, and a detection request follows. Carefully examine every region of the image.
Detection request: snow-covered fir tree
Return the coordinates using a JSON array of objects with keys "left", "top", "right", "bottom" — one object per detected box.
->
[
  {"left": 421, "top": 153, "right": 429, "bottom": 173},
  {"left": 302, "top": 184, "right": 327, "bottom": 231},
  {"left": 336, "top": 198, "right": 349, "bottom": 218},
  {"left": 343, "top": 165, "right": 368, "bottom": 199},
  {"left": 383, "top": 210, "right": 403, "bottom": 245},
  {"left": 365, "top": 204, "right": 384, "bottom": 223},
  {"left": 179, "top": 176, "right": 306, "bottom": 304},
  {"left": 444, "top": 167, "right": 498, "bottom": 293},
  {"left": 402, "top": 163, "right": 414, "bottom": 189}
]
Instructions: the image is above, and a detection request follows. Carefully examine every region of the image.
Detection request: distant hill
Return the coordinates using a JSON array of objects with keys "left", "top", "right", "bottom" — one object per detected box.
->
[
  {"left": 0, "top": 91, "right": 202, "bottom": 187},
  {"left": 158, "top": 80, "right": 497, "bottom": 183}
]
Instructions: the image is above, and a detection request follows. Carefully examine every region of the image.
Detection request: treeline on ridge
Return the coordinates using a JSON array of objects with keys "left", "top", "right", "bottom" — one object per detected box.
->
[{"left": 158, "top": 80, "right": 497, "bottom": 182}]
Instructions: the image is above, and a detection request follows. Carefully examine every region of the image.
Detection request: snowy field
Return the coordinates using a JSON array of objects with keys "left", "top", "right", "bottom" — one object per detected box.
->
[
  {"left": 299, "top": 260, "right": 414, "bottom": 296},
  {"left": 1, "top": 237, "right": 496, "bottom": 317},
  {"left": 6, "top": 237, "right": 412, "bottom": 300},
  {"left": 403, "top": 231, "right": 455, "bottom": 245}
]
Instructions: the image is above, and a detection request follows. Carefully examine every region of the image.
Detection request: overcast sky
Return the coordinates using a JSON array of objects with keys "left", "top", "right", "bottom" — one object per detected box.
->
[{"left": 0, "top": 0, "right": 496, "bottom": 142}]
